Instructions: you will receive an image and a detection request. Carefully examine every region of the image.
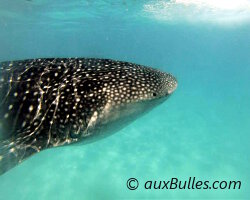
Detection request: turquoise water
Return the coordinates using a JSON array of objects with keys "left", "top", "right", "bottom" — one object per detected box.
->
[{"left": 0, "top": 0, "right": 250, "bottom": 199}]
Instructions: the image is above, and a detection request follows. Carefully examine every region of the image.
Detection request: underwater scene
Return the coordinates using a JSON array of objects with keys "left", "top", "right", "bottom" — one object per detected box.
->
[{"left": 0, "top": 0, "right": 250, "bottom": 199}]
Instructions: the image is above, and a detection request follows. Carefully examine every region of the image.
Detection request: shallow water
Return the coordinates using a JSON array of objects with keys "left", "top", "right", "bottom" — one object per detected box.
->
[{"left": 0, "top": 0, "right": 250, "bottom": 199}]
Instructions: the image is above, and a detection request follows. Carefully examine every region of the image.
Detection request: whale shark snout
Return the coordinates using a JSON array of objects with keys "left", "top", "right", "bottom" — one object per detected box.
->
[
  {"left": 163, "top": 72, "right": 178, "bottom": 95},
  {"left": 155, "top": 72, "right": 177, "bottom": 96},
  {"left": 137, "top": 67, "right": 177, "bottom": 100}
]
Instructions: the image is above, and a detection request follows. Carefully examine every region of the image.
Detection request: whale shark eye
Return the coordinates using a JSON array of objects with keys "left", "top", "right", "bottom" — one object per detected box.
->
[{"left": 153, "top": 92, "right": 157, "bottom": 97}]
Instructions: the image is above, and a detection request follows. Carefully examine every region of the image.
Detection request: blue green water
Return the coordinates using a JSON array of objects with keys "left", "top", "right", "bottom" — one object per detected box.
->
[{"left": 0, "top": 0, "right": 250, "bottom": 199}]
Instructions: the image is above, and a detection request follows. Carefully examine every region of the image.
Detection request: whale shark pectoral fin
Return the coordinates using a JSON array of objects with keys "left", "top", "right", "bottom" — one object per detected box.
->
[{"left": 0, "top": 129, "right": 47, "bottom": 175}]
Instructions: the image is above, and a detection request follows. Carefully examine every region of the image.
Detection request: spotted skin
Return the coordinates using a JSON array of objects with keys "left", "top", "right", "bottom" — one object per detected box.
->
[{"left": 0, "top": 58, "right": 177, "bottom": 174}]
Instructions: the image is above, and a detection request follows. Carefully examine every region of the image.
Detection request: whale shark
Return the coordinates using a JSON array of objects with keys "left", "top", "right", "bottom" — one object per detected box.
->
[{"left": 0, "top": 58, "right": 177, "bottom": 175}]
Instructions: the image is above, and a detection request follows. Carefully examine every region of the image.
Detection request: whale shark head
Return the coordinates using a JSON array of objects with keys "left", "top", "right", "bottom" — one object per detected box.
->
[{"left": 83, "top": 62, "right": 178, "bottom": 141}]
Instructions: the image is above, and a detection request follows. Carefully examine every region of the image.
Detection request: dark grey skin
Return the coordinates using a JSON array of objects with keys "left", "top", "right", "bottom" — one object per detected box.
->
[{"left": 0, "top": 58, "right": 177, "bottom": 175}]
